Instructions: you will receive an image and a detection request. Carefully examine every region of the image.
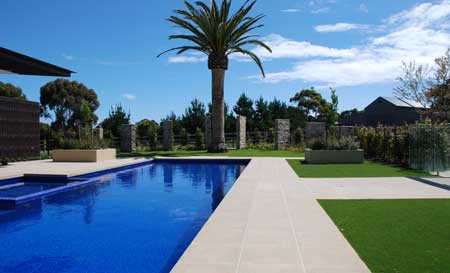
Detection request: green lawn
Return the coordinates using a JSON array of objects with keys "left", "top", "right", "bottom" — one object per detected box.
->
[
  {"left": 320, "top": 199, "right": 450, "bottom": 273},
  {"left": 118, "top": 149, "right": 305, "bottom": 158},
  {"left": 287, "top": 160, "right": 433, "bottom": 178}
]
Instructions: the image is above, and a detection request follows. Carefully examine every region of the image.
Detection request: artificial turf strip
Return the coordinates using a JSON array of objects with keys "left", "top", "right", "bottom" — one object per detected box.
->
[
  {"left": 319, "top": 199, "right": 450, "bottom": 273},
  {"left": 119, "top": 149, "right": 305, "bottom": 158},
  {"left": 287, "top": 160, "right": 433, "bottom": 178}
]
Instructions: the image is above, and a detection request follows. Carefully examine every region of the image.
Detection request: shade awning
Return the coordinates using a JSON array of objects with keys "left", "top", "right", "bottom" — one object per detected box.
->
[{"left": 0, "top": 47, "right": 74, "bottom": 77}]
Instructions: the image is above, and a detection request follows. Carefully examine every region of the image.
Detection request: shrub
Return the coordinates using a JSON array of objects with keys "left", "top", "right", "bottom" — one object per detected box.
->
[
  {"left": 194, "top": 128, "right": 204, "bottom": 150},
  {"left": 308, "top": 136, "right": 359, "bottom": 151},
  {"left": 293, "top": 128, "right": 304, "bottom": 147},
  {"left": 61, "top": 139, "right": 111, "bottom": 150},
  {"left": 1, "top": 158, "right": 8, "bottom": 166},
  {"left": 179, "top": 128, "right": 188, "bottom": 146},
  {"left": 246, "top": 143, "right": 273, "bottom": 150}
]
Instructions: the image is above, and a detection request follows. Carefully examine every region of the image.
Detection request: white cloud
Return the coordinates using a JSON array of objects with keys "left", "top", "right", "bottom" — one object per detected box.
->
[
  {"left": 314, "top": 23, "right": 369, "bottom": 32},
  {"left": 358, "top": 3, "right": 369, "bottom": 13},
  {"left": 252, "top": 0, "right": 450, "bottom": 87},
  {"left": 168, "top": 55, "right": 206, "bottom": 63},
  {"left": 281, "top": 9, "right": 302, "bottom": 13},
  {"left": 311, "top": 7, "right": 331, "bottom": 14},
  {"left": 122, "top": 93, "right": 136, "bottom": 100},
  {"left": 251, "top": 34, "right": 358, "bottom": 60},
  {"left": 62, "top": 53, "right": 75, "bottom": 61}
]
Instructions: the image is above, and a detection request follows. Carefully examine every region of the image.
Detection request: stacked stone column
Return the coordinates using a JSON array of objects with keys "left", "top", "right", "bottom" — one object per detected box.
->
[
  {"left": 274, "top": 119, "right": 290, "bottom": 150},
  {"left": 163, "top": 120, "right": 174, "bottom": 151},
  {"left": 120, "top": 124, "right": 136, "bottom": 153},
  {"left": 236, "top": 115, "right": 246, "bottom": 150}
]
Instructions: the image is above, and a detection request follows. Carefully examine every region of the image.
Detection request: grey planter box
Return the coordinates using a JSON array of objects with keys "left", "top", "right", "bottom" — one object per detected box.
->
[{"left": 305, "top": 149, "right": 364, "bottom": 164}]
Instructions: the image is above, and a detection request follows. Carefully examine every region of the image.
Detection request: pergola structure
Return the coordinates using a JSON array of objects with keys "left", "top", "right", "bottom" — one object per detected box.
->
[
  {"left": 0, "top": 47, "right": 73, "bottom": 160},
  {"left": 0, "top": 47, "right": 73, "bottom": 77}
]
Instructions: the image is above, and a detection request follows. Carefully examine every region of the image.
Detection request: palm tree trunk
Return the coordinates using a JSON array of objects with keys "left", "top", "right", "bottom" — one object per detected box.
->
[{"left": 209, "top": 68, "right": 227, "bottom": 152}]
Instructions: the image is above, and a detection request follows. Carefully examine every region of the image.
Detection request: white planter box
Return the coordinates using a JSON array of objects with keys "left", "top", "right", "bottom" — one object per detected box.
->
[
  {"left": 305, "top": 149, "right": 364, "bottom": 164},
  {"left": 51, "top": 149, "right": 116, "bottom": 162}
]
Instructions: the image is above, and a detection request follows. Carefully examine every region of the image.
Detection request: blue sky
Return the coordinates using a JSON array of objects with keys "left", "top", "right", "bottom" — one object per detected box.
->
[{"left": 1, "top": 0, "right": 449, "bottom": 123}]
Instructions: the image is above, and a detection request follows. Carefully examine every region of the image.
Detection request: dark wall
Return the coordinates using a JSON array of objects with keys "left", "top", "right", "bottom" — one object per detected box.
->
[
  {"left": 365, "top": 98, "right": 421, "bottom": 126},
  {"left": 0, "top": 96, "right": 40, "bottom": 159}
]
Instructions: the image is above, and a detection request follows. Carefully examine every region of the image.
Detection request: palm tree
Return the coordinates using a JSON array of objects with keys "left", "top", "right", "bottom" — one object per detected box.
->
[{"left": 159, "top": 0, "right": 271, "bottom": 152}]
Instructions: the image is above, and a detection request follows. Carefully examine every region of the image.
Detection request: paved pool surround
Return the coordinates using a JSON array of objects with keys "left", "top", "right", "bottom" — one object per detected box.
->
[
  {"left": 171, "top": 158, "right": 371, "bottom": 273},
  {"left": 0, "top": 158, "right": 152, "bottom": 180}
]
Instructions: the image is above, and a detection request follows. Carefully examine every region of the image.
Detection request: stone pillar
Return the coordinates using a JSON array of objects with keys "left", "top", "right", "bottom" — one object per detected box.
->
[
  {"left": 205, "top": 115, "right": 212, "bottom": 150},
  {"left": 236, "top": 115, "right": 246, "bottom": 150},
  {"left": 120, "top": 124, "right": 136, "bottom": 153},
  {"left": 163, "top": 121, "right": 174, "bottom": 151},
  {"left": 274, "top": 119, "right": 290, "bottom": 150},
  {"left": 93, "top": 127, "right": 104, "bottom": 140}
]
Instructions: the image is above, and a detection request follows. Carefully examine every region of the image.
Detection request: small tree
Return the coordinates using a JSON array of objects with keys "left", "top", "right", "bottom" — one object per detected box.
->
[
  {"left": 0, "top": 81, "right": 26, "bottom": 100},
  {"left": 100, "top": 104, "right": 130, "bottom": 138},
  {"left": 180, "top": 128, "right": 189, "bottom": 146},
  {"left": 194, "top": 128, "right": 204, "bottom": 150}
]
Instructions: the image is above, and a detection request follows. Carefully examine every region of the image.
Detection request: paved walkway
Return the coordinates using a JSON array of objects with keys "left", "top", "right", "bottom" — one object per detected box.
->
[
  {"left": 0, "top": 158, "right": 151, "bottom": 179},
  {"left": 172, "top": 158, "right": 370, "bottom": 273},
  {"left": 303, "top": 177, "right": 450, "bottom": 200}
]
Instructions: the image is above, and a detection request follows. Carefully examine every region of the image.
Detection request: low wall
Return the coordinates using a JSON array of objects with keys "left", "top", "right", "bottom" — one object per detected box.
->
[
  {"left": 51, "top": 149, "right": 116, "bottom": 162},
  {"left": 305, "top": 149, "right": 364, "bottom": 164}
]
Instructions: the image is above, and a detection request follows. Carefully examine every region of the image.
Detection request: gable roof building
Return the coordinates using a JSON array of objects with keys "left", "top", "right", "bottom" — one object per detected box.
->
[{"left": 341, "top": 96, "right": 426, "bottom": 126}]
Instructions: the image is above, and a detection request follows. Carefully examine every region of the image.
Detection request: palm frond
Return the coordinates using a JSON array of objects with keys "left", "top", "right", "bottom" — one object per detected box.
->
[{"left": 160, "top": 0, "right": 271, "bottom": 77}]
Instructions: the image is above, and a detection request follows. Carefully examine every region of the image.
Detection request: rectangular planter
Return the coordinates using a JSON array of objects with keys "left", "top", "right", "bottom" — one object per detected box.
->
[
  {"left": 51, "top": 149, "right": 116, "bottom": 163},
  {"left": 305, "top": 149, "right": 364, "bottom": 164}
]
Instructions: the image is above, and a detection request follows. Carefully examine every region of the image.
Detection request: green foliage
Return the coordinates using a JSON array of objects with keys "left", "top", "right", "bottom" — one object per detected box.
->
[
  {"left": 60, "top": 139, "right": 111, "bottom": 150},
  {"left": 182, "top": 99, "right": 206, "bottom": 134},
  {"left": 136, "top": 119, "right": 159, "bottom": 150},
  {"left": 293, "top": 128, "right": 304, "bottom": 147},
  {"left": 254, "top": 96, "right": 271, "bottom": 130},
  {"left": 245, "top": 143, "right": 273, "bottom": 150},
  {"left": 395, "top": 48, "right": 450, "bottom": 122},
  {"left": 357, "top": 126, "right": 410, "bottom": 165},
  {"left": 179, "top": 128, "right": 189, "bottom": 146},
  {"left": 409, "top": 124, "right": 450, "bottom": 173},
  {"left": 194, "top": 127, "right": 204, "bottom": 150},
  {"left": 159, "top": 0, "right": 271, "bottom": 77},
  {"left": 0, "top": 81, "right": 26, "bottom": 100},
  {"left": 308, "top": 136, "right": 360, "bottom": 151},
  {"left": 40, "top": 79, "right": 99, "bottom": 137},
  {"left": 1, "top": 158, "right": 8, "bottom": 166},
  {"left": 233, "top": 93, "right": 256, "bottom": 130},
  {"left": 100, "top": 104, "right": 130, "bottom": 138},
  {"left": 290, "top": 87, "right": 338, "bottom": 127}
]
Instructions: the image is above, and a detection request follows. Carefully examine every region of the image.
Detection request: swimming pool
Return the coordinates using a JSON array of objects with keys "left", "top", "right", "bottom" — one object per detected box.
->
[{"left": 0, "top": 160, "right": 248, "bottom": 273}]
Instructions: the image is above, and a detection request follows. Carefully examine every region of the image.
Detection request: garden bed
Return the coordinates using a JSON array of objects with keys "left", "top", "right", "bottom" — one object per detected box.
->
[
  {"left": 51, "top": 149, "right": 116, "bottom": 162},
  {"left": 305, "top": 148, "right": 364, "bottom": 164}
]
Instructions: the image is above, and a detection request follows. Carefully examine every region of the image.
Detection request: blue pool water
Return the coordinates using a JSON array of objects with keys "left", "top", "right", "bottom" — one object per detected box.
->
[{"left": 0, "top": 160, "right": 247, "bottom": 273}]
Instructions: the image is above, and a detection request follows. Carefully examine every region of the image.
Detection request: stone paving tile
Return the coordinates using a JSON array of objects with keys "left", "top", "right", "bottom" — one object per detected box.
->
[
  {"left": 0, "top": 158, "right": 152, "bottom": 179},
  {"left": 302, "top": 177, "right": 450, "bottom": 199},
  {"left": 171, "top": 158, "right": 370, "bottom": 273}
]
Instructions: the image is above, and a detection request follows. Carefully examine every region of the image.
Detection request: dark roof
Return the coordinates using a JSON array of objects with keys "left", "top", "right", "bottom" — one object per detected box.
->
[
  {"left": 381, "top": 96, "right": 424, "bottom": 108},
  {"left": 0, "top": 47, "right": 74, "bottom": 77}
]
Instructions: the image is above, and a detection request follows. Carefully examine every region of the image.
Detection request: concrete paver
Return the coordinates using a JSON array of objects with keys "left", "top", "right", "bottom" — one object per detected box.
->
[
  {"left": 302, "top": 177, "right": 450, "bottom": 199},
  {"left": 171, "top": 158, "right": 370, "bottom": 273},
  {"left": 0, "top": 157, "right": 152, "bottom": 179}
]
